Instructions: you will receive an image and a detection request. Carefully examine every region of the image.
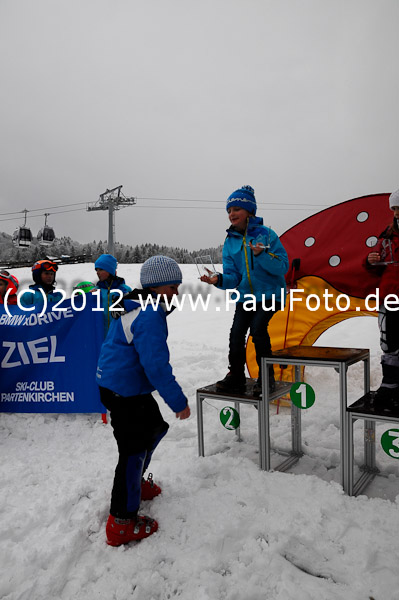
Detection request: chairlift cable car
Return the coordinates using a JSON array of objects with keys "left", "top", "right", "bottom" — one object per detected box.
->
[
  {"left": 12, "top": 209, "right": 33, "bottom": 248},
  {"left": 37, "top": 213, "right": 55, "bottom": 246}
]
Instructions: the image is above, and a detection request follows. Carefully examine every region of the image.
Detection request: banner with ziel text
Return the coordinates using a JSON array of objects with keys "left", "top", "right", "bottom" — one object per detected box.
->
[{"left": 0, "top": 295, "right": 104, "bottom": 413}]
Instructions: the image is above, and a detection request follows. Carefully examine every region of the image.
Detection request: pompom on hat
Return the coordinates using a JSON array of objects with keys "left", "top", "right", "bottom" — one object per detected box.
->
[
  {"left": 95, "top": 254, "right": 117, "bottom": 276},
  {"left": 140, "top": 256, "right": 183, "bottom": 288},
  {"left": 389, "top": 189, "right": 399, "bottom": 210},
  {"left": 226, "top": 185, "right": 257, "bottom": 215}
]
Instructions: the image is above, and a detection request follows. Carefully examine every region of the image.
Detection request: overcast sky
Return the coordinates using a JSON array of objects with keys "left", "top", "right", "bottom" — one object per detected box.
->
[{"left": 1, "top": 0, "right": 398, "bottom": 253}]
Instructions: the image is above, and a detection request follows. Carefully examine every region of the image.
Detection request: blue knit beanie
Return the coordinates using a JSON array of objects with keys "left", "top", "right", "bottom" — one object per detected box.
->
[
  {"left": 140, "top": 255, "right": 182, "bottom": 288},
  {"left": 226, "top": 185, "right": 257, "bottom": 215},
  {"left": 95, "top": 254, "right": 117, "bottom": 276}
]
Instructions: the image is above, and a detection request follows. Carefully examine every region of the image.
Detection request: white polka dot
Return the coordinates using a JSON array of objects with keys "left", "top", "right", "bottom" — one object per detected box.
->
[
  {"left": 366, "top": 236, "right": 378, "bottom": 248},
  {"left": 304, "top": 237, "right": 315, "bottom": 247},
  {"left": 357, "top": 211, "right": 369, "bottom": 223},
  {"left": 329, "top": 255, "right": 341, "bottom": 267}
]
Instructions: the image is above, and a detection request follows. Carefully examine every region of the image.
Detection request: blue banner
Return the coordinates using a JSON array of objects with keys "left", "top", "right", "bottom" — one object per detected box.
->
[{"left": 0, "top": 295, "right": 104, "bottom": 413}]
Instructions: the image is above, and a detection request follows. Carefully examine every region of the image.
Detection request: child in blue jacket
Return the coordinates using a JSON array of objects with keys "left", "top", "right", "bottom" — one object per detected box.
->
[
  {"left": 201, "top": 185, "right": 288, "bottom": 395},
  {"left": 96, "top": 255, "right": 190, "bottom": 546},
  {"left": 94, "top": 254, "right": 131, "bottom": 335}
]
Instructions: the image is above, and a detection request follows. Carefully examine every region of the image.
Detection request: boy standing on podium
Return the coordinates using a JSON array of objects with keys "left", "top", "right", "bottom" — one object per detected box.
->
[{"left": 200, "top": 185, "right": 288, "bottom": 396}]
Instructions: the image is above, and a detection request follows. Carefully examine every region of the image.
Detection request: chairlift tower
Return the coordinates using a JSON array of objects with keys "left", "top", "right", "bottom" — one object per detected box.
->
[{"left": 87, "top": 186, "right": 136, "bottom": 256}]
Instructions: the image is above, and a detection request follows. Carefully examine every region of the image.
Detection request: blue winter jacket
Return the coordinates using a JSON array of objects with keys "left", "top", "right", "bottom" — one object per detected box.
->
[
  {"left": 216, "top": 216, "right": 289, "bottom": 302},
  {"left": 19, "top": 283, "right": 64, "bottom": 309},
  {"left": 95, "top": 276, "right": 131, "bottom": 335},
  {"left": 96, "top": 291, "right": 188, "bottom": 413}
]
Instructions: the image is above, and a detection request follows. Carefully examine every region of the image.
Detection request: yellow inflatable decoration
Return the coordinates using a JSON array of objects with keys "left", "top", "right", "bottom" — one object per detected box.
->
[{"left": 246, "top": 275, "right": 377, "bottom": 383}]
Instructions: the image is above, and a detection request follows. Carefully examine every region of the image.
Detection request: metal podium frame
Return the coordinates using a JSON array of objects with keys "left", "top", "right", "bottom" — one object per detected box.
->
[
  {"left": 196, "top": 380, "right": 291, "bottom": 470},
  {"left": 346, "top": 396, "right": 399, "bottom": 496},
  {"left": 262, "top": 346, "right": 370, "bottom": 489},
  {"left": 196, "top": 346, "right": 370, "bottom": 492}
]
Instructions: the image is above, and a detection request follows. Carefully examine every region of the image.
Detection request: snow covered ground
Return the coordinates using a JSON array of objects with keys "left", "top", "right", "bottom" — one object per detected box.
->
[{"left": 1, "top": 263, "right": 398, "bottom": 600}]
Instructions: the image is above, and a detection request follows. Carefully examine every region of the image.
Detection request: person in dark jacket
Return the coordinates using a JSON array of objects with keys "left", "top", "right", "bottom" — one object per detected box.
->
[
  {"left": 19, "top": 260, "right": 63, "bottom": 308},
  {"left": 94, "top": 254, "right": 131, "bottom": 334},
  {"left": 366, "top": 189, "right": 399, "bottom": 409},
  {"left": 96, "top": 255, "right": 190, "bottom": 546},
  {"left": 200, "top": 185, "right": 288, "bottom": 395}
]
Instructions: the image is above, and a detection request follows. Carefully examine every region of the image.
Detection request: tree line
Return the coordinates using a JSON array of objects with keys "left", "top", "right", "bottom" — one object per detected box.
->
[{"left": 0, "top": 231, "right": 223, "bottom": 265}]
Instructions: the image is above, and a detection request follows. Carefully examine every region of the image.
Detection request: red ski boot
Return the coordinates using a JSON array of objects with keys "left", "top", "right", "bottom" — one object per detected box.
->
[
  {"left": 106, "top": 514, "right": 158, "bottom": 546},
  {"left": 141, "top": 473, "right": 162, "bottom": 501}
]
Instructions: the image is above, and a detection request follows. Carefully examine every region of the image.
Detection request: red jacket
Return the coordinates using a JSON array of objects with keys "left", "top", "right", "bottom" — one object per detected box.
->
[
  {"left": 0, "top": 293, "right": 18, "bottom": 305},
  {"left": 365, "top": 227, "right": 399, "bottom": 299}
]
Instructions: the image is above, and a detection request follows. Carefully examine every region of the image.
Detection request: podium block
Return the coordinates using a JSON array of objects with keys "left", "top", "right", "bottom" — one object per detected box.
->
[
  {"left": 346, "top": 393, "right": 399, "bottom": 496},
  {"left": 196, "top": 379, "right": 291, "bottom": 469},
  {"left": 196, "top": 346, "right": 370, "bottom": 491}
]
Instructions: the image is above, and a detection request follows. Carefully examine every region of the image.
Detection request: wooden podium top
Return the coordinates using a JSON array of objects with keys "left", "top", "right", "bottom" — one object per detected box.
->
[
  {"left": 270, "top": 345, "right": 369, "bottom": 365},
  {"left": 197, "top": 378, "right": 258, "bottom": 399},
  {"left": 348, "top": 393, "right": 399, "bottom": 418},
  {"left": 196, "top": 379, "right": 291, "bottom": 400}
]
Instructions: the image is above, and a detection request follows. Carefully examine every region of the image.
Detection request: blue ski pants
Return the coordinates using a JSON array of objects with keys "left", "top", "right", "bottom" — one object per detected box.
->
[{"left": 99, "top": 387, "right": 169, "bottom": 518}]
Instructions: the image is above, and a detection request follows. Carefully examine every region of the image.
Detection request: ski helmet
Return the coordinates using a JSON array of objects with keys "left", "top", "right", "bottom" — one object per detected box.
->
[
  {"left": 0, "top": 270, "right": 19, "bottom": 296},
  {"left": 73, "top": 281, "right": 96, "bottom": 294},
  {"left": 32, "top": 259, "right": 58, "bottom": 284}
]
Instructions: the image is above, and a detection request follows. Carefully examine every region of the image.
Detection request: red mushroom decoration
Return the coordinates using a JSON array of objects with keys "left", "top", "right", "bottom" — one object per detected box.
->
[
  {"left": 247, "top": 193, "right": 392, "bottom": 379},
  {"left": 283, "top": 193, "right": 391, "bottom": 298}
]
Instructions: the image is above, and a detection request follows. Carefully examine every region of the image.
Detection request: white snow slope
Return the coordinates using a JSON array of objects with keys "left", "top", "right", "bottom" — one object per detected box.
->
[{"left": 0, "top": 264, "right": 397, "bottom": 600}]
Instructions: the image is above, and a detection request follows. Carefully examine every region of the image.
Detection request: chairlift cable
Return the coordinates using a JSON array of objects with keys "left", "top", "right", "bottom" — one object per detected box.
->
[
  {"left": 0, "top": 208, "right": 87, "bottom": 223},
  {"left": 0, "top": 198, "right": 328, "bottom": 218}
]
